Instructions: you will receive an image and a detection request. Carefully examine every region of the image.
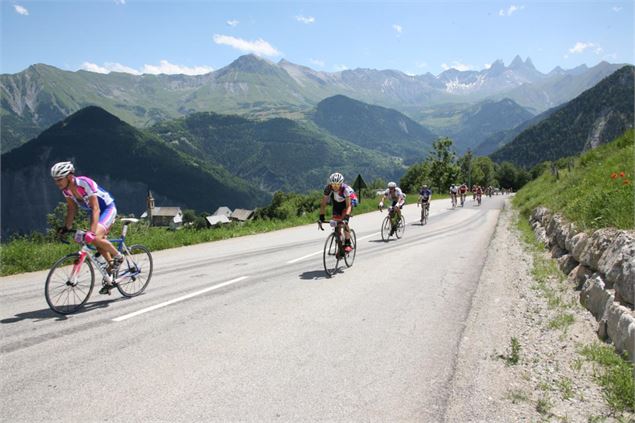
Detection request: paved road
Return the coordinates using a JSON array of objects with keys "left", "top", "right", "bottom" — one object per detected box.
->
[{"left": 1, "top": 195, "right": 509, "bottom": 422}]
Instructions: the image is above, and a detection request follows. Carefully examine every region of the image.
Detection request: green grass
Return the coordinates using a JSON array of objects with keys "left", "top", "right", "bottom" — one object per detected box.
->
[
  {"left": 502, "top": 337, "right": 522, "bottom": 365},
  {"left": 548, "top": 313, "right": 575, "bottom": 331},
  {"left": 513, "top": 130, "right": 634, "bottom": 230},
  {"left": 579, "top": 343, "right": 635, "bottom": 413}
]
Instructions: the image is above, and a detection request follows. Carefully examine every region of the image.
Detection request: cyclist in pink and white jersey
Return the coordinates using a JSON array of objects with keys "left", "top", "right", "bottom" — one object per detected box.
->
[{"left": 51, "top": 161, "right": 123, "bottom": 294}]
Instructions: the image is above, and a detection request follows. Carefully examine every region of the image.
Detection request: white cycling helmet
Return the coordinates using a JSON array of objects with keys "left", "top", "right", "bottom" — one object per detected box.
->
[
  {"left": 329, "top": 172, "right": 344, "bottom": 184},
  {"left": 50, "top": 161, "right": 75, "bottom": 179},
  {"left": 387, "top": 181, "right": 397, "bottom": 188}
]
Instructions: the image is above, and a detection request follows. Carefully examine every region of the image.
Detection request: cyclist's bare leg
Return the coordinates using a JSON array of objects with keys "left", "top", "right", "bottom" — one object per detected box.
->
[{"left": 92, "top": 224, "right": 119, "bottom": 262}]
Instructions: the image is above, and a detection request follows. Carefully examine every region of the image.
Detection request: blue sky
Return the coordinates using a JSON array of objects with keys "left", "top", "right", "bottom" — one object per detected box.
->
[{"left": 2, "top": 0, "right": 633, "bottom": 76}]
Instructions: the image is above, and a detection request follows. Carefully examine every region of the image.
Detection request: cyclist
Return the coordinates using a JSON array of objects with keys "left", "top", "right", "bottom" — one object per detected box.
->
[
  {"left": 458, "top": 182, "right": 468, "bottom": 206},
  {"left": 50, "top": 161, "right": 124, "bottom": 294},
  {"left": 417, "top": 184, "right": 432, "bottom": 223},
  {"left": 475, "top": 185, "right": 483, "bottom": 205},
  {"left": 319, "top": 172, "right": 353, "bottom": 253},
  {"left": 379, "top": 182, "right": 406, "bottom": 235},
  {"left": 449, "top": 183, "right": 458, "bottom": 207}
]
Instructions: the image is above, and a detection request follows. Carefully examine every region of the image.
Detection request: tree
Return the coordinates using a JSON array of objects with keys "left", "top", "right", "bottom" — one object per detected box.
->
[
  {"left": 399, "top": 161, "right": 431, "bottom": 193},
  {"left": 426, "top": 137, "right": 460, "bottom": 192}
]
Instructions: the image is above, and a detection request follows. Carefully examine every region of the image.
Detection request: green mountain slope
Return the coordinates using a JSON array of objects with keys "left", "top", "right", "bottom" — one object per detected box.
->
[
  {"left": 490, "top": 66, "right": 635, "bottom": 168},
  {"left": 310, "top": 95, "right": 436, "bottom": 164},
  {"left": 1, "top": 106, "right": 269, "bottom": 236},
  {"left": 513, "top": 130, "right": 634, "bottom": 230},
  {"left": 150, "top": 111, "right": 404, "bottom": 193}
]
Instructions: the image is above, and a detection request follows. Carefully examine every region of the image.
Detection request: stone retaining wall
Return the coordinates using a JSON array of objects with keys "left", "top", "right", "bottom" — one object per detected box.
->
[{"left": 530, "top": 207, "right": 635, "bottom": 362}]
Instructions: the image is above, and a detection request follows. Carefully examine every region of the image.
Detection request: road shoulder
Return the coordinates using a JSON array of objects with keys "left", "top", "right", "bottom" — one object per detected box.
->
[{"left": 444, "top": 199, "right": 631, "bottom": 422}]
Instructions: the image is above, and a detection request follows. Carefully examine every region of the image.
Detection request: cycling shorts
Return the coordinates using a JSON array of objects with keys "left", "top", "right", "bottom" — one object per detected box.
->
[
  {"left": 332, "top": 200, "right": 347, "bottom": 219},
  {"left": 391, "top": 200, "right": 404, "bottom": 209},
  {"left": 94, "top": 203, "right": 117, "bottom": 232}
]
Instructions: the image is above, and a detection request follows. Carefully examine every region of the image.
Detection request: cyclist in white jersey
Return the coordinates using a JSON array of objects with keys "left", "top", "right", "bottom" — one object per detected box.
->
[
  {"left": 379, "top": 182, "right": 406, "bottom": 233},
  {"left": 51, "top": 161, "right": 124, "bottom": 294}
]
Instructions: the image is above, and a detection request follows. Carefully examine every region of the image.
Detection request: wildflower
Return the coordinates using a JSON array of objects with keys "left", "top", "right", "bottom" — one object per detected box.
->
[
  {"left": 620, "top": 171, "right": 625, "bottom": 178},
  {"left": 611, "top": 172, "right": 618, "bottom": 179},
  {"left": 624, "top": 179, "right": 631, "bottom": 185}
]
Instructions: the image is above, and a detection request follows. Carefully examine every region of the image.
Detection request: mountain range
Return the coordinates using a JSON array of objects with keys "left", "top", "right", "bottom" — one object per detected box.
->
[
  {"left": 1, "top": 54, "right": 625, "bottom": 152},
  {"left": 490, "top": 65, "right": 635, "bottom": 167}
]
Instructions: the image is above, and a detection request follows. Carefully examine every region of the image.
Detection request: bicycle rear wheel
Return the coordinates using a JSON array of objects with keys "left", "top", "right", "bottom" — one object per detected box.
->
[
  {"left": 323, "top": 233, "right": 341, "bottom": 277},
  {"left": 344, "top": 229, "right": 356, "bottom": 268},
  {"left": 381, "top": 216, "right": 392, "bottom": 241},
  {"left": 116, "top": 244, "right": 153, "bottom": 297},
  {"left": 45, "top": 253, "right": 95, "bottom": 314},
  {"left": 395, "top": 216, "right": 406, "bottom": 239}
]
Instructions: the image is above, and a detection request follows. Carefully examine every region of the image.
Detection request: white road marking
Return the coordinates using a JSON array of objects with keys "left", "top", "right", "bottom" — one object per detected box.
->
[
  {"left": 286, "top": 232, "right": 380, "bottom": 264},
  {"left": 112, "top": 276, "right": 248, "bottom": 322}
]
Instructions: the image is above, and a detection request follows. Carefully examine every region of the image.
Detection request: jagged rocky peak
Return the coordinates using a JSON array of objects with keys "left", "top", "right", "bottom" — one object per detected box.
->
[{"left": 509, "top": 55, "right": 526, "bottom": 69}]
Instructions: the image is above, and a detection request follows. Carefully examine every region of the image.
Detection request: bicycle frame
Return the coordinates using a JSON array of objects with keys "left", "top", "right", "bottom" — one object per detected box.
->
[{"left": 70, "top": 223, "right": 134, "bottom": 284}]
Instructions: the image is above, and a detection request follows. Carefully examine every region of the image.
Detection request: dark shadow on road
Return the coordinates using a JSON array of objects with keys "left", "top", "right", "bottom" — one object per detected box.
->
[
  {"left": 299, "top": 270, "right": 329, "bottom": 280},
  {"left": 1, "top": 297, "right": 123, "bottom": 324}
]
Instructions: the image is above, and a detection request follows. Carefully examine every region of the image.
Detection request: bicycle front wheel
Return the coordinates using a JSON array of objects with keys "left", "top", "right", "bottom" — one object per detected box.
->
[
  {"left": 344, "top": 229, "right": 356, "bottom": 268},
  {"left": 381, "top": 216, "right": 392, "bottom": 241},
  {"left": 395, "top": 216, "right": 406, "bottom": 239},
  {"left": 116, "top": 244, "right": 153, "bottom": 297},
  {"left": 323, "top": 233, "right": 341, "bottom": 277},
  {"left": 422, "top": 207, "right": 428, "bottom": 225},
  {"left": 45, "top": 253, "right": 95, "bottom": 315}
]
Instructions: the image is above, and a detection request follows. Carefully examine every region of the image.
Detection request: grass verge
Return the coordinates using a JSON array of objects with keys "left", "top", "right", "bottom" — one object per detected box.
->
[{"left": 579, "top": 343, "right": 635, "bottom": 413}]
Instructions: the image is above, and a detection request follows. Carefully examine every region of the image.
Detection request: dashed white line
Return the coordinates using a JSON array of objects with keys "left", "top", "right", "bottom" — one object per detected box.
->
[{"left": 112, "top": 276, "right": 248, "bottom": 322}]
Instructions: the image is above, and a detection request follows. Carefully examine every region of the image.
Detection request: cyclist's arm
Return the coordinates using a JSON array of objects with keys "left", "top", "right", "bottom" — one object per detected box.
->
[
  {"left": 63, "top": 197, "right": 77, "bottom": 230},
  {"left": 319, "top": 195, "right": 329, "bottom": 216},
  {"left": 344, "top": 196, "right": 352, "bottom": 218},
  {"left": 88, "top": 196, "right": 101, "bottom": 234}
]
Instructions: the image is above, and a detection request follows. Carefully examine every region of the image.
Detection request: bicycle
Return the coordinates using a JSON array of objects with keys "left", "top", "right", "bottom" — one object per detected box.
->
[
  {"left": 476, "top": 193, "right": 482, "bottom": 206},
  {"left": 450, "top": 194, "right": 458, "bottom": 208},
  {"left": 318, "top": 219, "right": 356, "bottom": 277},
  {"left": 460, "top": 193, "right": 466, "bottom": 207},
  {"left": 380, "top": 206, "right": 405, "bottom": 241},
  {"left": 418, "top": 201, "right": 430, "bottom": 225},
  {"left": 45, "top": 218, "right": 153, "bottom": 314}
]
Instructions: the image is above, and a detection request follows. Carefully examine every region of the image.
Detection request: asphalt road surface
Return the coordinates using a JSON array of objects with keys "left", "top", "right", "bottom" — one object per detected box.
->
[{"left": 1, "top": 194, "right": 508, "bottom": 422}]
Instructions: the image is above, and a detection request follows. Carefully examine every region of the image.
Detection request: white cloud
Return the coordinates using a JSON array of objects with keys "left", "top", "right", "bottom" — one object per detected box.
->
[
  {"left": 80, "top": 60, "right": 213, "bottom": 75},
  {"left": 484, "top": 63, "right": 492, "bottom": 69},
  {"left": 569, "top": 42, "right": 603, "bottom": 55},
  {"left": 113, "top": 0, "right": 126, "bottom": 5},
  {"left": 226, "top": 19, "right": 239, "bottom": 27},
  {"left": 295, "top": 15, "right": 315, "bottom": 24},
  {"left": 14, "top": 5, "right": 29, "bottom": 15},
  {"left": 441, "top": 61, "right": 473, "bottom": 71},
  {"left": 499, "top": 5, "right": 524, "bottom": 16},
  {"left": 142, "top": 60, "right": 213, "bottom": 75},
  {"left": 334, "top": 64, "right": 349, "bottom": 71},
  {"left": 416, "top": 61, "right": 428, "bottom": 69},
  {"left": 393, "top": 24, "right": 403, "bottom": 34},
  {"left": 213, "top": 34, "right": 281, "bottom": 57},
  {"left": 309, "top": 58, "right": 325, "bottom": 68},
  {"left": 81, "top": 62, "right": 141, "bottom": 75},
  {"left": 612, "top": 6, "right": 622, "bottom": 12}
]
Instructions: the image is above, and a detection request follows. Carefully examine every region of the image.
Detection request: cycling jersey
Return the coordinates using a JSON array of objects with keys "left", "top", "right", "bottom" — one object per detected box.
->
[
  {"left": 450, "top": 186, "right": 458, "bottom": 194},
  {"left": 459, "top": 185, "right": 468, "bottom": 193},
  {"left": 323, "top": 183, "right": 353, "bottom": 203},
  {"left": 383, "top": 187, "right": 405, "bottom": 202},
  {"left": 419, "top": 188, "right": 432, "bottom": 202},
  {"left": 63, "top": 176, "right": 115, "bottom": 212}
]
